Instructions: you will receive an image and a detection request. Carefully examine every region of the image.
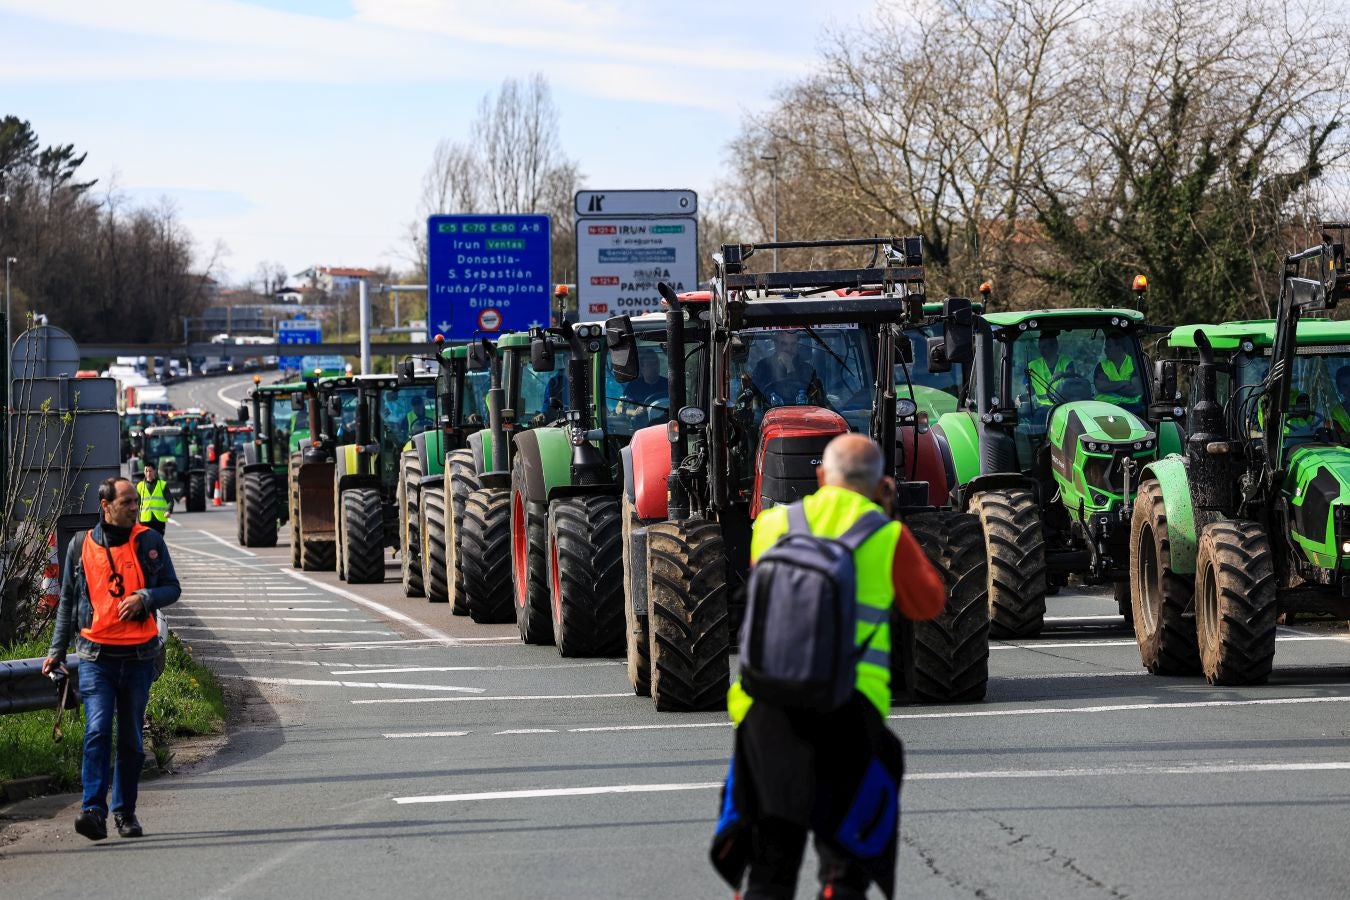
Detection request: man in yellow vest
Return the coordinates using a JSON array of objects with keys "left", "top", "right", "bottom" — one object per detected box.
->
[
  {"left": 44, "top": 477, "right": 181, "bottom": 841},
  {"left": 1026, "top": 333, "right": 1076, "bottom": 406},
  {"left": 1094, "top": 335, "right": 1143, "bottom": 407},
  {"left": 712, "top": 434, "right": 945, "bottom": 900},
  {"left": 136, "top": 464, "right": 174, "bottom": 534}
]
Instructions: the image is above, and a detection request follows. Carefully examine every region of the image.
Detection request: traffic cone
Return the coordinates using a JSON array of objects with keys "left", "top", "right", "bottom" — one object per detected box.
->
[{"left": 213, "top": 480, "right": 223, "bottom": 506}]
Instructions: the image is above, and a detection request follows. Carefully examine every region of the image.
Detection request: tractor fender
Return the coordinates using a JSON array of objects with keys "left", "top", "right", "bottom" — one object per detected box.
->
[
  {"left": 337, "top": 472, "right": 381, "bottom": 493},
  {"left": 467, "top": 429, "right": 497, "bottom": 477},
  {"left": 896, "top": 423, "right": 954, "bottom": 508},
  {"left": 629, "top": 424, "right": 672, "bottom": 521},
  {"left": 411, "top": 429, "right": 446, "bottom": 477},
  {"left": 959, "top": 472, "right": 1039, "bottom": 511},
  {"left": 335, "top": 444, "right": 360, "bottom": 480},
  {"left": 419, "top": 473, "right": 444, "bottom": 491},
  {"left": 621, "top": 444, "right": 636, "bottom": 503},
  {"left": 1139, "top": 455, "right": 1200, "bottom": 575},
  {"left": 511, "top": 426, "right": 574, "bottom": 506},
  {"left": 241, "top": 461, "right": 272, "bottom": 477},
  {"left": 933, "top": 411, "right": 981, "bottom": 487},
  {"left": 1156, "top": 419, "right": 1186, "bottom": 458}
]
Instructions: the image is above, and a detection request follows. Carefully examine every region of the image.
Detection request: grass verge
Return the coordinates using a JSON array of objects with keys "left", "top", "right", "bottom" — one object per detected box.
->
[{"left": 1, "top": 631, "right": 225, "bottom": 790}]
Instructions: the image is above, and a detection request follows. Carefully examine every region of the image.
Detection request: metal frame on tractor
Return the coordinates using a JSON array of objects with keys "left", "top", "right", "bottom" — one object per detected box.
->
[
  {"left": 234, "top": 378, "right": 305, "bottom": 547},
  {"left": 1131, "top": 223, "right": 1350, "bottom": 685},
  {"left": 615, "top": 236, "right": 990, "bottom": 712}
]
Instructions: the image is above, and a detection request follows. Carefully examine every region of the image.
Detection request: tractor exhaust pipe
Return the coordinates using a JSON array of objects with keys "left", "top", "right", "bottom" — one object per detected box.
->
[{"left": 658, "top": 282, "right": 690, "bottom": 521}]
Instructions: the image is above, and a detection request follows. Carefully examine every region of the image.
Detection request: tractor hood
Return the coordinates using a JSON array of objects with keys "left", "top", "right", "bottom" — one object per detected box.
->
[
  {"left": 1285, "top": 444, "right": 1350, "bottom": 570},
  {"left": 1047, "top": 401, "right": 1156, "bottom": 513}
]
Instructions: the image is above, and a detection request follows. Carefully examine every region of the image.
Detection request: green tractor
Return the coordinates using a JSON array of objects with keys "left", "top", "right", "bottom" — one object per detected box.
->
[
  {"left": 133, "top": 425, "right": 209, "bottom": 512},
  {"left": 928, "top": 304, "right": 1181, "bottom": 637},
  {"left": 450, "top": 331, "right": 571, "bottom": 625},
  {"left": 235, "top": 379, "right": 306, "bottom": 547},
  {"left": 398, "top": 341, "right": 490, "bottom": 603},
  {"left": 287, "top": 376, "right": 359, "bottom": 571},
  {"left": 333, "top": 372, "right": 439, "bottom": 584},
  {"left": 1130, "top": 225, "right": 1350, "bottom": 684}
]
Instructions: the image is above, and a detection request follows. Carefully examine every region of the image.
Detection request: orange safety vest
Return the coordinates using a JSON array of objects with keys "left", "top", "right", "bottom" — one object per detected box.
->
[{"left": 79, "top": 525, "right": 158, "bottom": 646}]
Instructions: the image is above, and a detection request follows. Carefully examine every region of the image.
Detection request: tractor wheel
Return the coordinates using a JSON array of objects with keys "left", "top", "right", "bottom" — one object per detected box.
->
[
  {"left": 341, "top": 488, "right": 386, "bottom": 584},
  {"left": 547, "top": 496, "right": 625, "bottom": 657},
  {"left": 1194, "top": 520, "right": 1278, "bottom": 686},
  {"left": 622, "top": 495, "right": 653, "bottom": 696},
  {"left": 973, "top": 489, "right": 1047, "bottom": 638},
  {"left": 511, "top": 455, "right": 552, "bottom": 645},
  {"left": 462, "top": 487, "right": 513, "bottom": 624},
  {"left": 421, "top": 486, "right": 450, "bottom": 604},
  {"left": 235, "top": 472, "right": 247, "bottom": 544},
  {"left": 206, "top": 463, "right": 219, "bottom": 496},
  {"left": 1114, "top": 581, "right": 1134, "bottom": 631},
  {"left": 221, "top": 465, "right": 236, "bottom": 503},
  {"left": 240, "top": 471, "right": 277, "bottom": 547},
  {"left": 447, "top": 450, "right": 481, "bottom": 615},
  {"left": 647, "top": 519, "right": 730, "bottom": 712},
  {"left": 400, "top": 451, "right": 425, "bottom": 598},
  {"left": 301, "top": 536, "right": 335, "bottom": 572},
  {"left": 905, "top": 511, "right": 990, "bottom": 703},
  {"left": 187, "top": 472, "right": 207, "bottom": 512},
  {"left": 1129, "top": 479, "right": 1200, "bottom": 675}
]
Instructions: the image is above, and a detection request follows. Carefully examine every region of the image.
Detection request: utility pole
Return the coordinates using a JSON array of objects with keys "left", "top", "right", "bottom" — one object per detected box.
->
[
  {"left": 358, "top": 279, "right": 371, "bottom": 375},
  {"left": 759, "top": 152, "right": 780, "bottom": 272},
  {"left": 5, "top": 256, "right": 16, "bottom": 413}
]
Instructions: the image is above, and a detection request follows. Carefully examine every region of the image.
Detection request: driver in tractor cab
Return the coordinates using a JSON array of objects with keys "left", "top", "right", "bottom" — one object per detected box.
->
[
  {"left": 1026, "top": 333, "right": 1076, "bottom": 407},
  {"left": 614, "top": 350, "right": 669, "bottom": 423},
  {"left": 752, "top": 331, "right": 822, "bottom": 407},
  {"left": 405, "top": 393, "right": 434, "bottom": 435},
  {"left": 1094, "top": 334, "right": 1143, "bottom": 408}
]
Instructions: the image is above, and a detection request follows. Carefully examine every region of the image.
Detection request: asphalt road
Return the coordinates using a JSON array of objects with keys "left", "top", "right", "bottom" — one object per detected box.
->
[{"left": 3, "top": 377, "right": 1350, "bottom": 897}]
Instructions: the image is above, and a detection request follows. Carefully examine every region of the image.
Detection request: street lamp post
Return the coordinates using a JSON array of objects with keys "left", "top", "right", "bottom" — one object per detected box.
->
[{"left": 759, "top": 152, "right": 780, "bottom": 272}]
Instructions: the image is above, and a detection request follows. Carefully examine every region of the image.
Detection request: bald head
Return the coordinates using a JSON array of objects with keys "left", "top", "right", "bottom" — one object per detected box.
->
[{"left": 820, "top": 433, "right": 885, "bottom": 495}]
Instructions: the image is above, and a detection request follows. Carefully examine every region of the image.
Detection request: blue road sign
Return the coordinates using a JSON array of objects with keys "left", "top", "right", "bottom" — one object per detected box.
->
[
  {"left": 427, "top": 214, "right": 552, "bottom": 341},
  {"left": 277, "top": 319, "right": 321, "bottom": 373}
]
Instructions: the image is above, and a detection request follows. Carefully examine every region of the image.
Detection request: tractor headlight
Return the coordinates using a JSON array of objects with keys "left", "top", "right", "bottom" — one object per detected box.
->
[
  {"left": 678, "top": 406, "right": 706, "bottom": 426},
  {"left": 1341, "top": 541, "right": 1350, "bottom": 555}
]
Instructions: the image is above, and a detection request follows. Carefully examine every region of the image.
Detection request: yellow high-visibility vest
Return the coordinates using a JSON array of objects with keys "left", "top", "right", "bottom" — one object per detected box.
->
[
  {"left": 1097, "top": 356, "right": 1141, "bottom": 405},
  {"left": 137, "top": 479, "right": 170, "bottom": 523},
  {"left": 1027, "top": 355, "right": 1072, "bottom": 406}
]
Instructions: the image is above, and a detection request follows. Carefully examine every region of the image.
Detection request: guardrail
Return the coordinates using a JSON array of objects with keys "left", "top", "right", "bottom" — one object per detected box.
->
[{"left": 0, "top": 657, "right": 81, "bottom": 715}]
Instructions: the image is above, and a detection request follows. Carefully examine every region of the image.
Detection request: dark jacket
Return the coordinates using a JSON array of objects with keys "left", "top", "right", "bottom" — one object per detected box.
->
[{"left": 47, "top": 522, "right": 182, "bottom": 663}]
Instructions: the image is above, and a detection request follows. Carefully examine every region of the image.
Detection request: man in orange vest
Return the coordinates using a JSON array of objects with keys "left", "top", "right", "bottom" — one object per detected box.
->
[{"left": 43, "top": 476, "right": 181, "bottom": 841}]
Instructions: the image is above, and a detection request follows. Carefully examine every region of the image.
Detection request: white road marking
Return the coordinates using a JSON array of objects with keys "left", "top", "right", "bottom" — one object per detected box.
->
[
  {"left": 215, "top": 674, "right": 485, "bottom": 693},
  {"left": 992, "top": 633, "right": 1349, "bottom": 650},
  {"left": 392, "top": 761, "right": 1350, "bottom": 805},
  {"left": 994, "top": 670, "right": 1143, "bottom": 681},
  {"left": 384, "top": 731, "right": 470, "bottom": 739},
  {"left": 197, "top": 530, "right": 256, "bottom": 556},
  {"left": 196, "top": 656, "right": 328, "bottom": 667},
  {"left": 454, "top": 636, "right": 523, "bottom": 643},
  {"left": 216, "top": 379, "right": 252, "bottom": 411},
  {"left": 352, "top": 692, "right": 632, "bottom": 705},
  {"left": 172, "top": 625, "right": 392, "bottom": 635},
  {"left": 495, "top": 728, "right": 557, "bottom": 735},
  {"left": 339, "top": 662, "right": 623, "bottom": 675},
  {"left": 394, "top": 782, "right": 723, "bottom": 805},
  {"left": 183, "top": 616, "right": 366, "bottom": 622},
  {"left": 569, "top": 722, "right": 730, "bottom": 734},
  {"left": 1042, "top": 615, "right": 1127, "bottom": 622},
  {"left": 280, "top": 568, "right": 459, "bottom": 645},
  {"left": 164, "top": 543, "right": 280, "bottom": 567},
  {"left": 888, "top": 695, "right": 1350, "bottom": 721},
  {"left": 181, "top": 637, "right": 450, "bottom": 649},
  {"left": 181, "top": 607, "right": 341, "bottom": 613}
]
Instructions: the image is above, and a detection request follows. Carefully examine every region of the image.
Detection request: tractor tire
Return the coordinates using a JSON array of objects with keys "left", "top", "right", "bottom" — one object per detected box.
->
[
  {"left": 187, "top": 472, "right": 207, "bottom": 512},
  {"left": 973, "top": 489, "right": 1047, "bottom": 638},
  {"left": 341, "top": 488, "right": 386, "bottom": 584},
  {"left": 206, "top": 463, "right": 219, "bottom": 495},
  {"left": 1114, "top": 581, "right": 1134, "bottom": 631},
  {"left": 301, "top": 536, "right": 335, "bottom": 572},
  {"left": 220, "top": 465, "right": 236, "bottom": 503},
  {"left": 647, "top": 519, "right": 730, "bottom": 712},
  {"left": 1194, "top": 520, "right": 1278, "bottom": 685},
  {"left": 421, "top": 486, "right": 450, "bottom": 604},
  {"left": 235, "top": 471, "right": 247, "bottom": 545},
  {"left": 905, "top": 511, "right": 990, "bottom": 703},
  {"left": 622, "top": 495, "right": 653, "bottom": 696},
  {"left": 399, "top": 451, "right": 425, "bottom": 598},
  {"left": 461, "top": 487, "right": 513, "bottom": 624},
  {"left": 511, "top": 455, "right": 552, "bottom": 645},
  {"left": 447, "top": 450, "right": 481, "bottom": 615},
  {"left": 547, "top": 496, "right": 625, "bottom": 657},
  {"left": 1129, "top": 479, "right": 1200, "bottom": 675},
  {"left": 240, "top": 471, "right": 277, "bottom": 548}
]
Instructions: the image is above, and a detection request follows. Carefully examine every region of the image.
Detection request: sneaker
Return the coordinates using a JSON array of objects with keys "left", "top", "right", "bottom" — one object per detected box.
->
[
  {"left": 74, "top": 808, "right": 107, "bottom": 841},
  {"left": 114, "top": 812, "right": 143, "bottom": 838}
]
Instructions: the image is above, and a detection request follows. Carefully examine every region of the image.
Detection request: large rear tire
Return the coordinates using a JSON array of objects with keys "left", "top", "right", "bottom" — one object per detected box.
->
[
  {"left": 462, "top": 487, "right": 513, "bottom": 624},
  {"left": 187, "top": 472, "right": 207, "bottom": 512},
  {"left": 622, "top": 495, "right": 653, "bottom": 696},
  {"left": 341, "top": 488, "right": 385, "bottom": 584},
  {"left": 1130, "top": 479, "right": 1200, "bottom": 675},
  {"left": 400, "top": 451, "right": 425, "bottom": 598},
  {"left": 905, "top": 511, "right": 990, "bottom": 703},
  {"left": 447, "top": 450, "right": 480, "bottom": 616},
  {"left": 973, "top": 489, "right": 1047, "bottom": 638},
  {"left": 421, "top": 486, "right": 450, "bottom": 604},
  {"left": 511, "top": 455, "right": 552, "bottom": 645},
  {"left": 1194, "top": 520, "right": 1277, "bottom": 685},
  {"left": 240, "top": 471, "right": 277, "bottom": 548},
  {"left": 647, "top": 520, "right": 730, "bottom": 712},
  {"left": 547, "top": 496, "right": 624, "bottom": 657}
]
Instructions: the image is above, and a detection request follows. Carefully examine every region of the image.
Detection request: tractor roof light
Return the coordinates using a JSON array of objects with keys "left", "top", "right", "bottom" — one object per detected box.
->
[
  {"left": 1133, "top": 274, "right": 1149, "bottom": 293},
  {"left": 979, "top": 281, "right": 992, "bottom": 297}
]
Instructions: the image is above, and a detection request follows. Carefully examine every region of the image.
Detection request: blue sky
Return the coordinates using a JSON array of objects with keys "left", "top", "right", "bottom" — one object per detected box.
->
[{"left": 0, "top": 0, "right": 875, "bottom": 285}]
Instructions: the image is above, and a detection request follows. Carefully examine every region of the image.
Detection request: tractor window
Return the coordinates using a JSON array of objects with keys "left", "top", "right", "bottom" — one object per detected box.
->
[
  {"left": 380, "top": 384, "right": 438, "bottom": 445},
  {"left": 733, "top": 327, "right": 873, "bottom": 418},
  {"left": 146, "top": 434, "right": 182, "bottom": 462},
  {"left": 514, "top": 350, "right": 572, "bottom": 427},
  {"left": 1239, "top": 351, "right": 1350, "bottom": 444},
  {"left": 462, "top": 370, "right": 490, "bottom": 427},
  {"left": 332, "top": 388, "right": 359, "bottom": 442},
  {"left": 601, "top": 342, "right": 675, "bottom": 437},
  {"left": 898, "top": 323, "right": 966, "bottom": 417},
  {"left": 268, "top": 397, "right": 293, "bottom": 456}
]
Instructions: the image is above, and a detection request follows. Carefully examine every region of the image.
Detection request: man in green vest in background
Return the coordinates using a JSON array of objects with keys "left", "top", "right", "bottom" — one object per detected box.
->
[
  {"left": 136, "top": 463, "right": 174, "bottom": 534},
  {"left": 1094, "top": 334, "right": 1143, "bottom": 408},
  {"left": 1026, "top": 333, "right": 1075, "bottom": 407}
]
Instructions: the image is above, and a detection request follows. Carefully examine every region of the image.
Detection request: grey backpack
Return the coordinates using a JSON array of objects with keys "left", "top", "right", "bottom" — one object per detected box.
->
[{"left": 739, "top": 502, "right": 889, "bottom": 712}]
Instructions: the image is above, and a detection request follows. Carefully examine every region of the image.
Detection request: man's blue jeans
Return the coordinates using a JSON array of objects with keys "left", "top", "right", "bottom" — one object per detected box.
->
[{"left": 78, "top": 655, "right": 154, "bottom": 815}]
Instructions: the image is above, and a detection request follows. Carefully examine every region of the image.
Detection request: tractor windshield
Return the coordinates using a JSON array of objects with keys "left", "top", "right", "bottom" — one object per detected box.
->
[
  {"left": 599, "top": 338, "right": 702, "bottom": 436},
  {"left": 1232, "top": 350, "right": 1350, "bottom": 444},
  {"left": 331, "top": 387, "right": 359, "bottom": 442},
  {"left": 1001, "top": 325, "right": 1146, "bottom": 416},
  {"left": 146, "top": 433, "right": 185, "bottom": 463},
  {"left": 513, "top": 350, "right": 572, "bottom": 427},
  {"left": 463, "top": 370, "right": 490, "bottom": 427},
  {"left": 733, "top": 326, "right": 874, "bottom": 422},
  {"left": 899, "top": 322, "right": 966, "bottom": 417},
  {"left": 380, "top": 384, "right": 438, "bottom": 445}
]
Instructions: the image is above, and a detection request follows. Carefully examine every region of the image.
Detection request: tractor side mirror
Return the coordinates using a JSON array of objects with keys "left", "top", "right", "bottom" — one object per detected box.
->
[
  {"left": 895, "top": 331, "right": 914, "bottom": 365},
  {"left": 606, "top": 316, "right": 638, "bottom": 383},
  {"left": 236, "top": 404, "right": 249, "bottom": 422},
  {"left": 926, "top": 336, "right": 952, "bottom": 374},
  {"left": 395, "top": 360, "right": 416, "bottom": 385},
  {"left": 529, "top": 327, "right": 556, "bottom": 372},
  {"left": 326, "top": 396, "right": 343, "bottom": 419},
  {"left": 942, "top": 296, "right": 974, "bottom": 365},
  {"left": 467, "top": 338, "right": 493, "bottom": 372},
  {"left": 1149, "top": 360, "right": 1182, "bottom": 421},
  {"left": 290, "top": 392, "right": 305, "bottom": 411}
]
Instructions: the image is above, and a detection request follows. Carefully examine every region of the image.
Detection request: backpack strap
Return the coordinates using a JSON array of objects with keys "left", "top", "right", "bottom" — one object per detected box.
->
[
  {"left": 786, "top": 501, "right": 811, "bottom": 535},
  {"left": 835, "top": 509, "right": 890, "bottom": 552}
]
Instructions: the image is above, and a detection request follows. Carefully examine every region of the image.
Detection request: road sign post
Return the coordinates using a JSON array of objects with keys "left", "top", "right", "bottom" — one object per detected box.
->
[
  {"left": 427, "top": 214, "right": 552, "bottom": 341},
  {"left": 574, "top": 190, "right": 698, "bottom": 321},
  {"left": 277, "top": 318, "right": 321, "bottom": 374}
]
